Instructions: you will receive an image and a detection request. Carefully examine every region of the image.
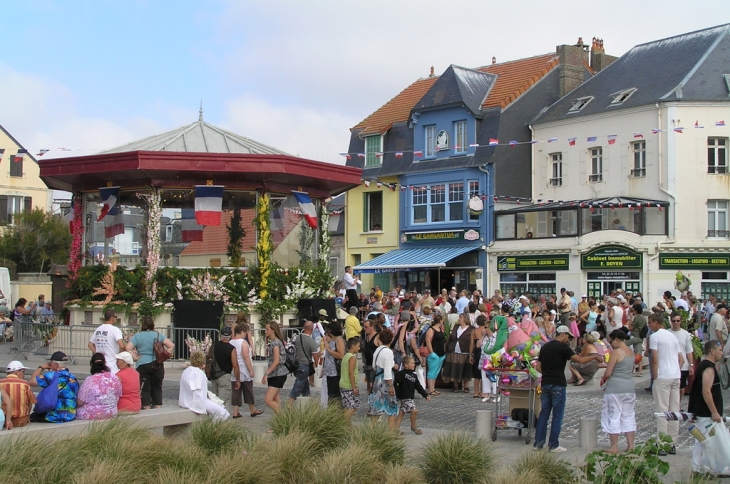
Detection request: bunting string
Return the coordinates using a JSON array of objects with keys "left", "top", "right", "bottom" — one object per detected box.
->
[{"left": 340, "top": 120, "right": 726, "bottom": 160}]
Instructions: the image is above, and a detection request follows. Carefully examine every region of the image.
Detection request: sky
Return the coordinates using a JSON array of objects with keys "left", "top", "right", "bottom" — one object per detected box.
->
[{"left": 1, "top": 0, "right": 727, "bottom": 165}]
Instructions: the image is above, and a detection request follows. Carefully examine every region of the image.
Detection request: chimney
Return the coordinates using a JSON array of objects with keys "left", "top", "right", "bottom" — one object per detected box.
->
[
  {"left": 492, "top": 56, "right": 496, "bottom": 65},
  {"left": 429, "top": 66, "right": 435, "bottom": 78},
  {"left": 556, "top": 38, "right": 590, "bottom": 97},
  {"left": 590, "top": 37, "right": 618, "bottom": 73}
]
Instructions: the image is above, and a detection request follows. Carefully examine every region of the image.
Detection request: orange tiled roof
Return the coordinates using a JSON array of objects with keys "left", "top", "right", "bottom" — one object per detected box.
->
[
  {"left": 351, "top": 53, "right": 561, "bottom": 133},
  {"left": 351, "top": 77, "right": 438, "bottom": 134},
  {"left": 476, "top": 53, "right": 560, "bottom": 109}
]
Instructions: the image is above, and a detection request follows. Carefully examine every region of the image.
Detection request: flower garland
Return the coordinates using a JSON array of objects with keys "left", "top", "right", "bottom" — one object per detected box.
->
[
  {"left": 67, "top": 195, "right": 84, "bottom": 285},
  {"left": 138, "top": 190, "right": 162, "bottom": 300},
  {"left": 319, "top": 204, "right": 331, "bottom": 264},
  {"left": 255, "top": 193, "right": 272, "bottom": 299}
]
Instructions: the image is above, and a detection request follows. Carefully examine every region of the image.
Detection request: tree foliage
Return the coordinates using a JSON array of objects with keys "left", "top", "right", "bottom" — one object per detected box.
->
[{"left": 0, "top": 208, "right": 71, "bottom": 273}]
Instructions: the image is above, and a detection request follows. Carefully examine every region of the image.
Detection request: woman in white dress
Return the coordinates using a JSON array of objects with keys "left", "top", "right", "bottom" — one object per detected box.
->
[{"left": 179, "top": 350, "right": 229, "bottom": 421}]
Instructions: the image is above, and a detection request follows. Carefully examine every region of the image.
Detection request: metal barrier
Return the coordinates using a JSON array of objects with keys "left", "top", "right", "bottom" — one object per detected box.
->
[
  {"left": 250, "top": 327, "right": 301, "bottom": 360},
  {"left": 168, "top": 327, "right": 219, "bottom": 360}
]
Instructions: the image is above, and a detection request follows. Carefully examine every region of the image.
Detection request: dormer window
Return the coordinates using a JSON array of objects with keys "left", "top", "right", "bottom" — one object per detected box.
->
[
  {"left": 568, "top": 96, "right": 594, "bottom": 113},
  {"left": 609, "top": 88, "right": 637, "bottom": 105}
]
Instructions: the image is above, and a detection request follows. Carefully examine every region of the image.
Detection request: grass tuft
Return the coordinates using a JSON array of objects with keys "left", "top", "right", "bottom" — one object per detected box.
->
[
  {"left": 512, "top": 450, "right": 578, "bottom": 483},
  {"left": 348, "top": 421, "right": 406, "bottom": 465},
  {"left": 190, "top": 417, "right": 251, "bottom": 456},
  {"left": 307, "top": 441, "right": 381, "bottom": 483},
  {"left": 269, "top": 400, "right": 350, "bottom": 453},
  {"left": 421, "top": 432, "right": 496, "bottom": 484},
  {"left": 378, "top": 463, "right": 426, "bottom": 484}
]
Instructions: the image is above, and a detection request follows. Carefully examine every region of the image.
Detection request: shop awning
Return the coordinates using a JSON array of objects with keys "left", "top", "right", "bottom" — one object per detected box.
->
[{"left": 354, "top": 246, "right": 480, "bottom": 273}]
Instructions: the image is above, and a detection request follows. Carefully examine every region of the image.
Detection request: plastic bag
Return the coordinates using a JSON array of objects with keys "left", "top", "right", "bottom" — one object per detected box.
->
[
  {"left": 701, "top": 422, "right": 730, "bottom": 474},
  {"left": 416, "top": 366, "right": 426, "bottom": 390}
]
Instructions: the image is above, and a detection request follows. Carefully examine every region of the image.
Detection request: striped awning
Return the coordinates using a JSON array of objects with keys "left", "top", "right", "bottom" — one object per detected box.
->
[{"left": 353, "top": 246, "right": 480, "bottom": 273}]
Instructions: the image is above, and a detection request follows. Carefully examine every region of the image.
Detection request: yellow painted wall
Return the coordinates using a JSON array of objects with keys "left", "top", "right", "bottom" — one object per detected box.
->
[
  {"left": 0, "top": 128, "right": 51, "bottom": 215},
  {"left": 345, "top": 176, "right": 399, "bottom": 289}
]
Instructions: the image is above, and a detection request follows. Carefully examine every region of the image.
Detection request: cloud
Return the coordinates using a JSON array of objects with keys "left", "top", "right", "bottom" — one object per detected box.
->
[{"left": 222, "top": 94, "right": 357, "bottom": 164}]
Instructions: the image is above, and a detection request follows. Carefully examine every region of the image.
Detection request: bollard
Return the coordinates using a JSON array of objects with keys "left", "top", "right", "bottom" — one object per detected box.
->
[
  {"left": 295, "top": 396, "right": 312, "bottom": 408},
  {"left": 476, "top": 409, "right": 493, "bottom": 439},
  {"left": 579, "top": 417, "right": 597, "bottom": 450}
]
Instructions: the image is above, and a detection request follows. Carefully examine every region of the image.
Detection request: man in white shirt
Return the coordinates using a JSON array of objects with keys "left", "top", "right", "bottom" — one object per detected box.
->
[
  {"left": 88, "top": 309, "right": 125, "bottom": 373},
  {"left": 649, "top": 312, "right": 684, "bottom": 455},
  {"left": 342, "top": 266, "right": 361, "bottom": 312},
  {"left": 455, "top": 291, "right": 470, "bottom": 314},
  {"left": 606, "top": 298, "right": 624, "bottom": 332},
  {"left": 557, "top": 288, "right": 572, "bottom": 326},
  {"left": 708, "top": 304, "right": 728, "bottom": 344},
  {"left": 668, "top": 311, "right": 694, "bottom": 394},
  {"left": 674, "top": 292, "right": 689, "bottom": 312}
]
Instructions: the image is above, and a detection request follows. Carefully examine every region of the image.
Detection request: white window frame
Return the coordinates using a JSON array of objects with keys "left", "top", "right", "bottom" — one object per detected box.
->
[
  {"left": 589, "top": 147, "right": 603, "bottom": 183},
  {"left": 609, "top": 88, "right": 637, "bottom": 105},
  {"left": 454, "top": 120, "right": 467, "bottom": 153},
  {"left": 550, "top": 153, "right": 562, "bottom": 186},
  {"left": 165, "top": 225, "right": 173, "bottom": 242},
  {"left": 412, "top": 182, "right": 467, "bottom": 225},
  {"left": 707, "top": 200, "right": 729, "bottom": 238},
  {"left": 425, "top": 125, "right": 436, "bottom": 157},
  {"left": 364, "top": 191, "right": 383, "bottom": 232},
  {"left": 632, "top": 141, "right": 646, "bottom": 177},
  {"left": 568, "top": 96, "right": 594, "bottom": 113},
  {"left": 365, "top": 135, "right": 382, "bottom": 167},
  {"left": 708, "top": 137, "right": 728, "bottom": 174},
  {"left": 7, "top": 196, "right": 25, "bottom": 225}
]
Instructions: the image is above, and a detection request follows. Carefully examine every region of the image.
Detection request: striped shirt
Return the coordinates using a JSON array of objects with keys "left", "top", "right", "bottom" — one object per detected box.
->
[{"left": 0, "top": 374, "right": 36, "bottom": 418}]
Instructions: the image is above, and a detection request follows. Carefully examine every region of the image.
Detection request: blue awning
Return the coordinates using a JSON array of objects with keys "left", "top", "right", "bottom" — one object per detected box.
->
[{"left": 353, "top": 246, "right": 480, "bottom": 273}]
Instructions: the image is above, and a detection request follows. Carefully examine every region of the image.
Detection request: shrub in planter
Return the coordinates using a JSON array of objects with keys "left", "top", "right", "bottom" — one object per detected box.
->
[
  {"left": 378, "top": 463, "right": 425, "bottom": 484},
  {"left": 583, "top": 436, "right": 671, "bottom": 484},
  {"left": 307, "top": 441, "right": 381, "bottom": 484},
  {"left": 421, "top": 432, "right": 496, "bottom": 484},
  {"left": 269, "top": 400, "right": 350, "bottom": 453},
  {"left": 190, "top": 418, "right": 251, "bottom": 456},
  {"left": 512, "top": 450, "right": 578, "bottom": 484},
  {"left": 263, "top": 430, "right": 318, "bottom": 484},
  {"left": 348, "top": 421, "right": 406, "bottom": 465}
]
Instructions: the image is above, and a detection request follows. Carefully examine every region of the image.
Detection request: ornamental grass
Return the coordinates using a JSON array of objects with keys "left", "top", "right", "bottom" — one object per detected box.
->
[
  {"left": 512, "top": 450, "right": 579, "bottom": 484},
  {"left": 268, "top": 400, "right": 350, "bottom": 453},
  {"left": 347, "top": 420, "right": 406, "bottom": 466},
  {"left": 420, "top": 432, "right": 496, "bottom": 484}
]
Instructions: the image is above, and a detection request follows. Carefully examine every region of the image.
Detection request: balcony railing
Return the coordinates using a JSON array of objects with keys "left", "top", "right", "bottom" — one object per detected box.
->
[
  {"left": 549, "top": 177, "right": 562, "bottom": 186},
  {"left": 708, "top": 230, "right": 730, "bottom": 238},
  {"left": 631, "top": 168, "right": 646, "bottom": 177},
  {"left": 708, "top": 165, "right": 728, "bottom": 174},
  {"left": 589, "top": 174, "right": 603, "bottom": 183}
]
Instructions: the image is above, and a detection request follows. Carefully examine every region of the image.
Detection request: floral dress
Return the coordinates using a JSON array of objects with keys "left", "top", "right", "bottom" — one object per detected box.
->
[
  {"left": 367, "top": 346, "right": 398, "bottom": 417},
  {"left": 76, "top": 372, "right": 122, "bottom": 420}
]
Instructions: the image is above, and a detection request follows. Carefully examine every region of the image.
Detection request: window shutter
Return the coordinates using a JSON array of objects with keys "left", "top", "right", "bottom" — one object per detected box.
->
[
  {"left": 537, "top": 211, "right": 548, "bottom": 237},
  {"left": 24, "top": 197, "right": 32, "bottom": 213},
  {"left": 0, "top": 196, "right": 7, "bottom": 224},
  {"left": 363, "top": 193, "right": 369, "bottom": 232}
]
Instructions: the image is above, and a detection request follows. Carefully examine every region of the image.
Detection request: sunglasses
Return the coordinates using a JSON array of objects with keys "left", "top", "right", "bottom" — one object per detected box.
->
[{"left": 671, "top": 319, "right": 681, "bottom": 322}]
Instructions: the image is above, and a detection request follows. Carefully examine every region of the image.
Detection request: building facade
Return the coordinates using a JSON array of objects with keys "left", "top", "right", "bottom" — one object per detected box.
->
[{"left": 489, "top": 25, "right": 730, "bottom": 302}]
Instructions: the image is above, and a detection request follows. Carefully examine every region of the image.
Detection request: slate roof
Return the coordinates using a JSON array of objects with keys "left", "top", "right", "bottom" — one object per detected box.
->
[
  {"left": 534, "top": 24, "right": 730, "bottom": 124},
  {"left": 101, "top": 110, "right": 290, "bottom": 155},
  {"left": 413, "top": 65, "right": 497, "bottom": 116}
]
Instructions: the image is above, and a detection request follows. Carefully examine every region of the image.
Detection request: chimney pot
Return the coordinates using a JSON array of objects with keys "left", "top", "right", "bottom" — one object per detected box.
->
[
  {"left": 576, "top": 37, "right": 584, "bottom": 46},
  {"left": 429, "top": 66, "right": 435, "bottom": 77},
  {"left": 492, "top": 56, "right": 496, "bottom": 65}
]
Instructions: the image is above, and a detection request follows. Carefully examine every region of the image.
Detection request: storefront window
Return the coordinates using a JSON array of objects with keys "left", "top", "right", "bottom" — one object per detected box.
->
[{"left": 499, "top": 273, "right": 555, "bottom": 298}]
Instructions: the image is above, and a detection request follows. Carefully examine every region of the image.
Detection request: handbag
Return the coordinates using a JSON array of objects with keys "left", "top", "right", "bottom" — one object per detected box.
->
[
  {"left": 34, "top": 371, "right": 61, "bottom": 413},
  {"left": 701, "top": 422, "right": 730, "bottom": 474},
  {"left": 153, "top": 334, "right": 172, "bottom": 365}
]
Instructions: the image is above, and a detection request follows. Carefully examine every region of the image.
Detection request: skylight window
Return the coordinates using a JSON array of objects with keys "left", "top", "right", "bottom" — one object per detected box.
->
[
  {"left": 568, "top": 96, "right": 594, "bottom": 113},
  {"left": 724, "top": 74, "right": 730, "bottom": 94},
  {"left": 609, "top": 88, "right": 637, "bottom": 105}
]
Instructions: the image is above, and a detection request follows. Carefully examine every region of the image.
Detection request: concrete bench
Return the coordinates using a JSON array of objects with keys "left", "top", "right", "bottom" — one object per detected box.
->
[{"left": 0, "top": 407, "right": 207, "bottom": 443}]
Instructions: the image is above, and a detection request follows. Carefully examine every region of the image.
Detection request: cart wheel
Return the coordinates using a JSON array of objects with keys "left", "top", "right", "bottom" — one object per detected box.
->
[
  {"left": 491, "top": 429, "right": 497, "bottom": 441},
  {"left": 518, "top": 429, "right": 522, "bottom": 437},
  {"left": 525, "top": 434, "right": 531, "bottom": 445}
]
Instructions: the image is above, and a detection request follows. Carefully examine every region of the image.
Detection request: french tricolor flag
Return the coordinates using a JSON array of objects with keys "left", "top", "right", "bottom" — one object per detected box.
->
[
  {"left": 181, "top": 209, "right": 204, "bottom": 242},
  {"left": 98, "top": 187, "right": 124, "bottom": 238},
  {"left": 607, "top": 135, "right": 617, "bottom": 145},
  {"left": 716, "top": 121, "right": 725, "bottom": 127},
  {"left": 568, "top": 138, "right": 576, "bottom": 146},
  {"left": 633, "top": 133, "right": 644, "bottom": 139},
  {"left": 488, "top": 139, "right": 499, "bottom": 146},
  {"left": 194, "top": 185, "right": 224, "bottom": 226},
  {"left": 292, "top": 191, "right": 318, "bottom": 229},
  {"left": 13, "top": 149, "right": 26, "bottom": 162}
]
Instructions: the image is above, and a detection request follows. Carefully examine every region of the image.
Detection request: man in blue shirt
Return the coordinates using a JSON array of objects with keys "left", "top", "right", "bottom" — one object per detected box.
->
[
  {"left": 28, "top": 352, "right": 79, "bottom": 422},
  {"left": 455, "top": 291, "right": 470, "bottom": 314}
]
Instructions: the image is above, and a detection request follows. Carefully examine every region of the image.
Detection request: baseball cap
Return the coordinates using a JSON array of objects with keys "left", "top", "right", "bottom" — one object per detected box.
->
[
  {"left": 617, "top": 295, "right": 625, "bottom": 301},
  {"left": 318, "top": 309, "right": 329, "bottom": 317},
  {"left": 549, "top": 309, "right": 557, "bottom": 315},
  {"left": 49, "top": 351, "right": 69, "bottom": 362},
  {"left": 519, "top": 295, "right": 529, "bottom": 302},
  {"left": 115, "top": 351, "right": 135, "bottom": 367},
  {"left": 581, "top": 294, "right": 587, "bottom": 298},
  {"left": 556, "top": 326, "right": 574, "bottom": 338},
  {"left": 6, "top": 360, "right": 30, "bottom": 372},
  {"left": 220, "top": 326, "right": 233, "bottom": 337}
]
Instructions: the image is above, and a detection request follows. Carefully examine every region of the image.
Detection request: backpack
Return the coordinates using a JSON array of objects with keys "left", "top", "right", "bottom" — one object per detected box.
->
[
  {"left": 639, "top": 323, "right": 649, "bottom": 339},
  {"left": 416, "top": 323, "right": 431, "bottom": 348},
  {"left": 205, "top": 344, "right": 227, "bottom": 381},
  {"left": 283, "top": 339, "right": 299, "bottom": 374}
]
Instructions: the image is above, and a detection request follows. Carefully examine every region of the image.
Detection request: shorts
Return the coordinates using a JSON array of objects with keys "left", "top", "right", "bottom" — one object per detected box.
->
[
  {"left": 363, "top": 365, "right": 375, "bottom": 384},
  {"left": 340, "top": 388, "right": 360, "bottom": 409},
  {"left": 400, "top": 399, "right": 417, "bottom": 414},
  {"left": 267, "top": 375, "right": 287, "bottom": 389},
  {"left": 231, "top": 380, "right": 255, "bottom": 406},
  {"left": 601, "top": 393, "right": 636, "bottom": 435},
  {"left": 679, "top": 370, "right": 689, "bottom": 390}
]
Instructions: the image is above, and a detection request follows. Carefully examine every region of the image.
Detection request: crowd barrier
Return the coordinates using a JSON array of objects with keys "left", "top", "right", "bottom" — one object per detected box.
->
[{"left": 250, "top": 327, "right": 301, "bottom": 360}]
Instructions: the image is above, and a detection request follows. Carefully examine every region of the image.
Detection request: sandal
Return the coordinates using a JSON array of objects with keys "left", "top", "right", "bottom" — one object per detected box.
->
[
  {"left": 452, "top": 388, "right": 459, "bottom": 393},
  {"left": 411, "top": 427, "right": 423, "bottom": 435},
  {"left": 250, "top": 409, "right": 264, "bottom": 417},
  {"left": 463, "top": 388, "right": 470, "bottom": 393},
  {"left": 232, "top": 414, "right": 243, "bottom": 419},
  {"left": 566, "top": 379, "right": 577, "bottom": 384},
  {"left": 473, "top": 394, "right": 481, "bottom": 398},
  {"left": 576, "top": 379, "right": 587, "bottom": 386},
  {"left": 429, "top": 391, "right": 441, "bottom": 396}
]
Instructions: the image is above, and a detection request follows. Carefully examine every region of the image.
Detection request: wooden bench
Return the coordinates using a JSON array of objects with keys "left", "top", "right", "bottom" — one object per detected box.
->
[{"left": 0, "top": 407, "right": 207, "bottom": 442}]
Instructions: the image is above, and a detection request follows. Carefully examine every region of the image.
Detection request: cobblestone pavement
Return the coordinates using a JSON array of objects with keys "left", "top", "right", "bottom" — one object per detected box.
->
[{"left": 158, "top": 376, "right": 730, "bottom": 450}]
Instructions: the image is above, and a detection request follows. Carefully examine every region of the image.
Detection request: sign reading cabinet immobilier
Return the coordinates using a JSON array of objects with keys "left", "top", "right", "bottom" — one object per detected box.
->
[{"left": 581, "top": 245, "right": 642, "bottom": 269}]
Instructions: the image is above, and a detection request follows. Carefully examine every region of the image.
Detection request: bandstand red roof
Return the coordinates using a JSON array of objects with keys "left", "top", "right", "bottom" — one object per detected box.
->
[{"left": 39, "top": 150, "right": 362, "bottom": 198}]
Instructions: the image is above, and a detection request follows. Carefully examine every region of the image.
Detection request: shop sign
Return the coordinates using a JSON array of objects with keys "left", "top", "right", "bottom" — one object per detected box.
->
[
  {"left": 586, "top": 272, "right": 641, "bottom": 281},
  {"left": 357, "top": 267, "right": 412, "bottom": 274},
  {"left": 403, "top": 229, "right": 480, "bottom": 243},
  {"left": 581, "top": 245, "right": 642, "bottom": 269},
  {"left": 658, "top": 253, "right": 730, "bottom": 271},
  {"left": 496, "top": 254, "right": 570, "bottom": 272}
]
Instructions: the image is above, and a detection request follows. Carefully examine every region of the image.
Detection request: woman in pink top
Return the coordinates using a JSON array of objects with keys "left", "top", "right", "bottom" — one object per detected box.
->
[
  {"left": 115, "top": 351, "right": 141, "bottom": 413},
  {"left": 76, "top": 353, "right": 122, "bottom": 420}
]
